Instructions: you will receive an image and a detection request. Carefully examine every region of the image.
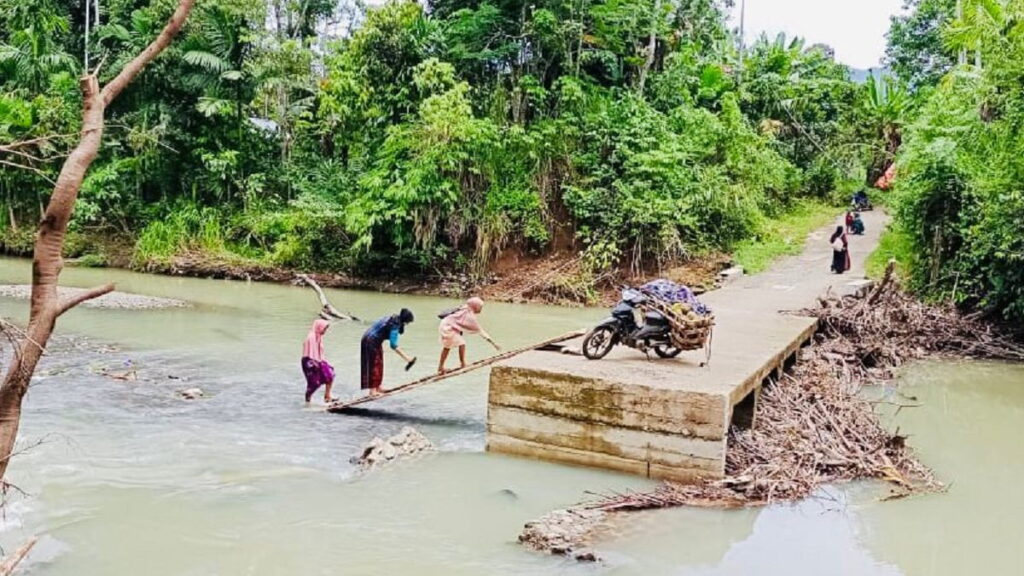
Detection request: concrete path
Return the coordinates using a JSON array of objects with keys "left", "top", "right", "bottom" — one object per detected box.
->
[
  {"left": 487, "top": 209, "right": 890, "bottom": 481},
  {"left": 708, "top": 209, "right": 889, "bottom": 312}
]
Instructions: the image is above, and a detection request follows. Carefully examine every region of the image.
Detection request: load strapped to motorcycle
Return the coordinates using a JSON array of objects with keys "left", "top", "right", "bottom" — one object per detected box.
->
[
  {"left": 641, "top": 287, "right": 714, "bottom": 351},
  {"left": 581, "top": 279, "right": 715, "bottom": 365}
]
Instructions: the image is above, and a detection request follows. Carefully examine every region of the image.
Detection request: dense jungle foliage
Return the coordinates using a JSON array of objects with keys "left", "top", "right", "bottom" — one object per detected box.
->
[
  {"left": 1, "top": 0, "right": 893, "bottom": 283},
  {"left": 885, "top": 0, "right": 1024, "bottom": 323}
]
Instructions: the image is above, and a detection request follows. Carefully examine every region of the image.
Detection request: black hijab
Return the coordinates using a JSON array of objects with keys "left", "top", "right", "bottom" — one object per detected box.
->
[
  {"left": 395, "top": 308, "right": 414, "bottom": 334},
  {"left": 830, "top": 226, "right": 844, "bottom": 244}
]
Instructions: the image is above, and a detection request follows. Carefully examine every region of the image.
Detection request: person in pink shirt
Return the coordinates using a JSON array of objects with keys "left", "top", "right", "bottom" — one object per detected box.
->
[
  {"left": 437, "top": 297, "right": 500, "bottom": 374},
  {"left": 301, "top": 318, "right": 335, "bottom": 403}
]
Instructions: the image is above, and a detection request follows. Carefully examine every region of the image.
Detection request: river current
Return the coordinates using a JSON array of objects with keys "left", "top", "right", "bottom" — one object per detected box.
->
[{"left": 0, "top": 259, "right": 1020, "bottom": 575}]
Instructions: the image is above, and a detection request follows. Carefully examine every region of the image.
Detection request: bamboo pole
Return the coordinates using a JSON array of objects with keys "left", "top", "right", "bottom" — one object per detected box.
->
[{"left": 327, "top": 330, "right": 586, "bottom": 412}]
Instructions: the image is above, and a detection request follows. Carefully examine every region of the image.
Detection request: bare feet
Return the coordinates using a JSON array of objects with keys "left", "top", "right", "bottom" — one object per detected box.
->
[{"left": 369, "top": 388, "right": 384, "bottom": 397}]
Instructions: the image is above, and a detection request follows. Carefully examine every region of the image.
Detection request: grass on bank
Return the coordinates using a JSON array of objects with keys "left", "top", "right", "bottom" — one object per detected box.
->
[
  {"left": 866, "top": 224, "right": 913, "bottom": 280},
  {"left": 732, "top": 200, "right": 840, "bottom": 274}
]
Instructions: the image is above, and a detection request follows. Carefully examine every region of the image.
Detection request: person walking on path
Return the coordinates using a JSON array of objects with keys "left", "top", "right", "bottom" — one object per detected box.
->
[
  {"left": 830, "top": 226, "right": 851, "bottom": 274},
  {"left": 301, "top": 318, "right": 335, "bottom": 403},
  {"left": 361, "top": 309, "right": 416, "bottom": 397},
  {"left": 437, "top": 297, "right": 500, "bottom": 374}
]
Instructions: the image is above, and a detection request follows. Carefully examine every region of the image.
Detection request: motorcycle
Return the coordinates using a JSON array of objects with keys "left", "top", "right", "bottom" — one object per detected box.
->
[
  {"left": 581, "top": 289, "right": 682, "bottom": 360},
  {"left": 851, "top": 196, "right": 873, "bottom": 212}
]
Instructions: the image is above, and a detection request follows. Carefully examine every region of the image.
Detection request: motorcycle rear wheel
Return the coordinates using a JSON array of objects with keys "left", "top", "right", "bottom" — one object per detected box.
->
[
  {"left": 582, "top": 326, "right": 616, "bottom": 360},
  {"left": 654, "top": 345, "right": 682, "bottom": 359}
]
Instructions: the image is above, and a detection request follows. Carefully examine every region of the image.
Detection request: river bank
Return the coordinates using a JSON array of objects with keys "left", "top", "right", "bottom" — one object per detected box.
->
[{"left": 1, "top": 201, "right": 840, "bottom": 308}]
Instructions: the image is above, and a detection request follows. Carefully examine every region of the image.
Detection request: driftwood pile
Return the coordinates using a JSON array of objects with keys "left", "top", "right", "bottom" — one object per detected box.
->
[{"left": 520, "top": 264, "right": 1024, "bottom": 552}]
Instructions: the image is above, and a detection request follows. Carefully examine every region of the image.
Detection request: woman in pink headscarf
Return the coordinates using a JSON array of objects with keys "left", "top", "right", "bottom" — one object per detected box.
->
[
  {"left": 301, "top": 318, "right": 335, "bottom": 403},
  {"left": 437, "top": 297, "right": 500, "bottom": 374}
]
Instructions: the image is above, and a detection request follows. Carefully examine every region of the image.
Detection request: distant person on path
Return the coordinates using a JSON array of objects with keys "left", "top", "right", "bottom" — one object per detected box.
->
[
  {"left": 437, "top": 297, "right": 500, "bottom": 374},
  {"left": 845, "top": 210, "right": 855, "bottom": 233},
  {"left": 301, "top": 318, "right": 335, "bottom": 403},
  {"left": 851, "top": 212, "right": 865, "bottom": 235},
  {"left": 830, "top": 226, "right": 851, "bottom": 274},
  {"left": 361, "top": 309, "right": 416, "bottom": 397}
]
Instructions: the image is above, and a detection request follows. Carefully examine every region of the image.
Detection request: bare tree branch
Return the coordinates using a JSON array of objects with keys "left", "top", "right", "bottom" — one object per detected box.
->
[
  {"left": 0, "top": 147, "right": 44, "bottom": 164},
  {"left": 0, "top": 160, "right": 56, "bottom": 185},
  {"left": 101, "top": 0, "right": 197, "bottom": 106},
  {"left": 0, "top": 132, "right": 82, "bottom": 153},
  {"left": 56, "top": 283, "right": 115, "bottom": 316},
  {"left": 0, "top": 537, "right": 37, "bottom": 576},
  {"left": 296, "top": 274, "right": 359, "bottom": 321}
]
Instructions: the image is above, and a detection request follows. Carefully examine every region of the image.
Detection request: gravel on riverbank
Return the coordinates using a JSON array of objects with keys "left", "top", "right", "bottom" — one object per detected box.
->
[{"left": 0, "top": 285, "right": 188, "bottom": 310}]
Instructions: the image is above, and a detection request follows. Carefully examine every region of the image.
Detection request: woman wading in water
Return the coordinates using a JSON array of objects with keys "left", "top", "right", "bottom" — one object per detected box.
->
[
  {"left": 437, "top": 297, "right": 500, "bottom": 374},
  {"left": 830, "top": 225, "right": 851, "bottom": 274},
  {"left": 361, "top": 309, "right": 416, "bottom": 397},
  {"left": 301, "top": 318, "right": 335, "bottom": 403}
]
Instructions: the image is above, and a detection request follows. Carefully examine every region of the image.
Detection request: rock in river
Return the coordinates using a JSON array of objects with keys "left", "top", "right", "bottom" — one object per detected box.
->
[
  {"left": 179, "top": 388, "right": 204, "bottom": 400},
  {"left": 519, "top": 507, "right": 605, "bottom": 562},
  {"left": 351, "top": 426, "right": 434, "bottom": 470}
]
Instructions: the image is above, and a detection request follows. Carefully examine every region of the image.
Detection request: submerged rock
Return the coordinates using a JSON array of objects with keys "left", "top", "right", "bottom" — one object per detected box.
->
[
  {"left": 519, "top": 507, "right": 605, "bottom": 562},
  {"left": 573, "top": 550, "right": 599, "bottom": 563},
  {"left": 351, "top": 426, "right": 434, "bottom": 470},
  {"left": 179, "top": 388, "right": 204, "bottom": 400}
]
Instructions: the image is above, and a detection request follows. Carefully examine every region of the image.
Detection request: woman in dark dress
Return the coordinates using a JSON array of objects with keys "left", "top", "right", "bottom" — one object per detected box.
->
[
  {"left": 360, "top": 309, "right": 416, "bottom": 397},
  {"left": 830, "top": 226, "right": 850, "bottom": 274}
]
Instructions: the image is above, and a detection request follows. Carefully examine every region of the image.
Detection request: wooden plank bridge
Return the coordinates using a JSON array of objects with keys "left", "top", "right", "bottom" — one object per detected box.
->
[{"left": 326, "top": 330, "right": 585, "bottom": 412}]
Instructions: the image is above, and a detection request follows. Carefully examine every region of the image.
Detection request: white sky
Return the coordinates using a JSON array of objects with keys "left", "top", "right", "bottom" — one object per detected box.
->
[{"left": 728, "top": 0, "right": 906, "bottom": 69}]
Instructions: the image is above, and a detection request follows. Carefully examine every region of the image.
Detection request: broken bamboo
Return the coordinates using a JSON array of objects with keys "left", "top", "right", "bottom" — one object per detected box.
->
[{"left": 327, "top": 330, "right": 586, "bottom": 412}]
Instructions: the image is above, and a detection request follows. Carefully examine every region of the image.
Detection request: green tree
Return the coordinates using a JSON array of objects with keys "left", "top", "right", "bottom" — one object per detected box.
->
[
  {"left": 885, "top": 0, "right": 957, "bottom": 88},
  {"left": 0, "top": 0, "right": 77, "bottom": 92},
  {"left": 893, "top": 0, "right": 1024, "bottom": 321}
]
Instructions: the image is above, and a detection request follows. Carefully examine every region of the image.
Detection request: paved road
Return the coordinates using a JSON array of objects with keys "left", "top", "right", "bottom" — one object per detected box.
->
[{"left": 704, "top": 209, "right": 889, "bottom": 313}]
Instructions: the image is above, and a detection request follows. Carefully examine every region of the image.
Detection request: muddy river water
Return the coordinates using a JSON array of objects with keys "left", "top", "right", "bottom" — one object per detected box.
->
[{"left": 0, "top": 258, "right": 1020, "bottom": 575}]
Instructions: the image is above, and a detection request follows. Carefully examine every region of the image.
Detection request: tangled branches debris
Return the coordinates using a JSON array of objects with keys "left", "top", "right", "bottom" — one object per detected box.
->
[{"left": 520, "top": 265, "right": 1024, "bottom": 548}]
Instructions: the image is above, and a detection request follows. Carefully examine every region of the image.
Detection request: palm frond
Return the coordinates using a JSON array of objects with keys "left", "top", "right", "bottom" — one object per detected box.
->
[{"left": 183, "top": 50, "right": 230, "bottom": 73}]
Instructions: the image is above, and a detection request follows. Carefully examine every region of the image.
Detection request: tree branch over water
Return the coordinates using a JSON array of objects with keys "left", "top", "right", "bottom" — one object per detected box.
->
[{"left": 0, "top": 0, "right": 197, "bottom": 484}]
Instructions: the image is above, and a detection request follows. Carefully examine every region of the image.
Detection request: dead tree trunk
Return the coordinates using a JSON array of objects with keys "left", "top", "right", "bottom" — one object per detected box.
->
[
  {"left": 0, "top": 0, "right": 196, "bottom": 484},
  {"left": 637, "top": 0, "right": 661, "bottom": 95}
]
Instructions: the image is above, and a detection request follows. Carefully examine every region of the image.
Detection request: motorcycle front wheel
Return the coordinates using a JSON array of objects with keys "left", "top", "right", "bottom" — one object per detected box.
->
[
  {"left": 582, "top": 326, "right": 617, "bottom": 360},
  {"left": 654, "top": 345, "right": 682, "bottom": 359}
]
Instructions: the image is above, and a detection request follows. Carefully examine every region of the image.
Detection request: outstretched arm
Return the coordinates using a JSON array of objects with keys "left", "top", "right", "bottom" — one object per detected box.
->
[{"left": 389, "top": 327, "right": 414, "bottom": 363}]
